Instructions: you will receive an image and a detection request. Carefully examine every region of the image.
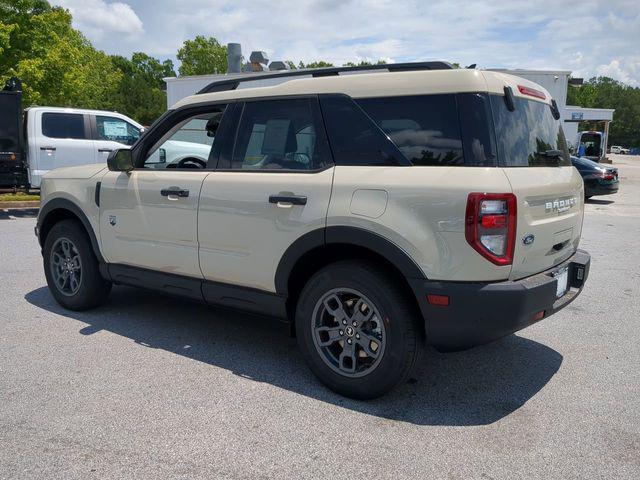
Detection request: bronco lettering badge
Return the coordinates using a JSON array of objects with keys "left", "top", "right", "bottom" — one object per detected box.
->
[{"left": 545, "top": 197, "right": 577, "bottom": 214}]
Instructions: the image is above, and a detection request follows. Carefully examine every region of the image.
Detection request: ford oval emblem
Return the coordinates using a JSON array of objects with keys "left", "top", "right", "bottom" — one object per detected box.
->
[{"left": 523, "top": 234, "right": 535, "bottom": 245}]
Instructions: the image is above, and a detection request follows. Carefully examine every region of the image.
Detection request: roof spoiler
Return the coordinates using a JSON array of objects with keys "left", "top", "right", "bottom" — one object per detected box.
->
[{"left": 197, "top": 61, "right": 454, "bottom": 95}]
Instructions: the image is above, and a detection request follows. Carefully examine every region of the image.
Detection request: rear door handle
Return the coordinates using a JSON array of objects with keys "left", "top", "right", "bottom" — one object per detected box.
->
[
  {"left": 161, "top": 187, "right": 189, "bottom": 198},
  {"left": 40, "top": 146, "right": 56, "bottom": 151},
  {"left": 268, "top": 195, "right": 307, "bottom": 206}
]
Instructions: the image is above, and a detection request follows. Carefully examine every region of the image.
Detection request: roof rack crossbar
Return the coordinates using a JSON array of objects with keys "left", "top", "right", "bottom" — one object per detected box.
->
[{"left": 196, "top": 61, "right": 453, "bottom": 95}]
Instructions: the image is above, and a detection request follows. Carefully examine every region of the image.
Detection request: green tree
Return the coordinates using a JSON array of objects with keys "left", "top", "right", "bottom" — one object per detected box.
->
[
  {"left": 111, "top": 53, "right": 175, "bottom": 124},
  {"left": 177, "top": 36, "right": 227, "bottom": 75},
  {"left": 567, "top": 76, "right": 640, "bottom": 147},
  {"left": 0, "top": 0, "right": 122, "bottom": 109},
  {"left": 298, "top": 60, "right": 334, "bottom": 69},
  {"left": 343, "top": 60, "right": 387, "bottom": 67}
]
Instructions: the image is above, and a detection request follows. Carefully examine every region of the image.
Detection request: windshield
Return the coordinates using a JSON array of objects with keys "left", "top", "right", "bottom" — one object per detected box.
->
[{"left": 491, "top": 95, "right": 570, "bottom": 167}]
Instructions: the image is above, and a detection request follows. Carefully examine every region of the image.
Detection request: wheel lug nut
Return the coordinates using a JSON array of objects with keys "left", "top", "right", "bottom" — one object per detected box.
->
[
  {"left": 342, "top": 320, "right": 347, "bottom": 325},
  {"left": 347, "top": 338, "right": 352, "bottom": 344},
  {"left": 339, "top": 330, "right": 344, "bottom": 336},
  {"left": 355, "top": 334, "right": 360, "bottom": 339},
  {"left": 352, "top": 321, "right": 357, "bottom": 327}
]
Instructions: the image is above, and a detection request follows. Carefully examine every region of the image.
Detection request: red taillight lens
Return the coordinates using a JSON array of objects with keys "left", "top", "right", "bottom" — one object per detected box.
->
[
  {"left": 465, "top": 193, "right": 517, "bottom": 265},
  {"left": 597, "top": 171, "right": 615, "bottom": 181},
  {"left": 517, "top": 85, "right": 546, "bottom": 100}
]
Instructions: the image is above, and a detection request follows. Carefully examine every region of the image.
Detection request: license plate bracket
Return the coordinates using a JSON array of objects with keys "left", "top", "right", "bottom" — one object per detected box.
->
[{"left": 553, "top": 267, "right": 569, "bottom": 298}]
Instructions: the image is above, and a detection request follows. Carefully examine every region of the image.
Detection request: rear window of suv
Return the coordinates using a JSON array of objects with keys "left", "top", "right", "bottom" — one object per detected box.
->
[{"left": 490, "top": 95, "right": 570, "bottom": 167}]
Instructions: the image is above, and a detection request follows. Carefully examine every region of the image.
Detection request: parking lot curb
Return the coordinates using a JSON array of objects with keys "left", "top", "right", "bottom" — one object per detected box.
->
[{"left": 0, "top": 201, "right": 40, "bottom": 209}]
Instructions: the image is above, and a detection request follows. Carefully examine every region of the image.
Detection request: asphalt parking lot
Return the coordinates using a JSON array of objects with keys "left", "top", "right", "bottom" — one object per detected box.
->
[{"left": 1, "top": 155, "right": 639, "bottom": 479}]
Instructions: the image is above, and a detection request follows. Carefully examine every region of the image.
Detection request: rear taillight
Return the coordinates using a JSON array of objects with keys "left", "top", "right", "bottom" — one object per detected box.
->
[
  {"left": 465, "top": 193, "right": 517, "bottom": 265},
  {"left": 598, "top": 171, "right": 615, "bottom": 181}
]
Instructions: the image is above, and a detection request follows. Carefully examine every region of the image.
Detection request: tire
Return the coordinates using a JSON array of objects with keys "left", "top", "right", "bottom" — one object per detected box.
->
[
  {"left": 295, "top": 260, "right": 422, "bottom": 399},
  {"left": 43, "top": 219, "right": 112, "bottom": 310}
]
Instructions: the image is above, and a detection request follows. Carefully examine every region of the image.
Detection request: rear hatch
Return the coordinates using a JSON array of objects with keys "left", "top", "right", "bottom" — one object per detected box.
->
[{"left": 490, "top": 91, "right": 584, "bottom": 280}]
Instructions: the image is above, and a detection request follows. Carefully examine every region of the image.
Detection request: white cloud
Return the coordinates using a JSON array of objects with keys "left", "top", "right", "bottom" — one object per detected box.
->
[
  {"left": 56, "top": 0, "right": 144, "bottom": 42},
  {"left": 54, "top": 0, "right": 640, "bottom": 85}
]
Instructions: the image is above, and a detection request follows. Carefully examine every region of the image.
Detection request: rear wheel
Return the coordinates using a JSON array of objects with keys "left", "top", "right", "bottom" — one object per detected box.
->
[
  {"left": 43, "top": 220, "right": 111, "bottom": 310},
  {"left": 295, "top": 261, "right": 422, "bottom": 399}
]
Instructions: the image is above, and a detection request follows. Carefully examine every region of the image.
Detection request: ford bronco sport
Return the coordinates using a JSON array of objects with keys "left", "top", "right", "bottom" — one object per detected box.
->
[{"left": 36, "top": 64, "right": 590, "bottom": 399}]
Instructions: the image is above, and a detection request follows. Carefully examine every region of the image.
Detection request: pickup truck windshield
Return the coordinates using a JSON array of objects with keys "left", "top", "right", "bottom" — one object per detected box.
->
[{"left": 491, "top": 95, "right": 570, "bottom": 167}]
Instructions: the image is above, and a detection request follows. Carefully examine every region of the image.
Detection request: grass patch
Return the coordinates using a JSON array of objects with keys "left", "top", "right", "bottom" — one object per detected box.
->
[{"left": 0, "top": 192, "right": 40, "bottom": 202}]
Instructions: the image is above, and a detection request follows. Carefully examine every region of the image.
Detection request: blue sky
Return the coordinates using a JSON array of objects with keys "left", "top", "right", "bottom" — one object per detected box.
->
[{"left": 55, "top": 0, "right": 640, "bottom": 85}]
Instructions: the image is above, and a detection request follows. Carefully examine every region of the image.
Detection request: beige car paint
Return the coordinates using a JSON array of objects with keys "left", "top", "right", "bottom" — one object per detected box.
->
[
  {"left": 327, "top": 166, "right": 514, "bottom": 282},
  {"left": 98, "top": 170, "right": 209, "bottom": 278},
  {"left": 502, "top": 166, "right": 584, "bottom": 280},
  {"left": 197, "top": 168, "right": 334, "bottom": 292}
]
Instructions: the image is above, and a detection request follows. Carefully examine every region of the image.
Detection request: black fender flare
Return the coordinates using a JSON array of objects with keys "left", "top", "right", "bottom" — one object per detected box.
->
[
  {"left": 37, "top": 198, "right": 105, "bottom": 263},
  {"left": 274, "top": 226, "right": 425, "bottom": 295}
]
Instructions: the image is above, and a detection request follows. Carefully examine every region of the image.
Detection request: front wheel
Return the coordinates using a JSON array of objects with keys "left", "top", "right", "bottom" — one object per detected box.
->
[
  {"left": 43, "top": 219, "right": 112, "bottom": 310},
  {"left": 295, "top": 261, "right": 422, "bottom": 399}
]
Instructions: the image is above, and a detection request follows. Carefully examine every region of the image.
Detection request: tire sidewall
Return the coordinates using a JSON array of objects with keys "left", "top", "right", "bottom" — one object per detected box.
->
[
  {"left": 296, "top": 262, "right": 417, "bottom": 399},
  {"left": 43, "top": 220, "right": 110, "bottom": 310}
]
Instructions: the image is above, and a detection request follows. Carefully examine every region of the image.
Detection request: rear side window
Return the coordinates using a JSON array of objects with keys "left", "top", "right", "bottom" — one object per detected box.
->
[
  {"left": 490, "top": 95, "right": 570, "bottom": 167},
  {"left": 42, "top": 113, "right": 86, "bottom": 139},
  {"left": 319, "top": 95, "right": 407, "bottom": 166},
  {"left": 358, "top": 94, "right": 465, "bottom": 166},
  {"left": 232, "top": 98, "right": 331, "bottom": 171}
]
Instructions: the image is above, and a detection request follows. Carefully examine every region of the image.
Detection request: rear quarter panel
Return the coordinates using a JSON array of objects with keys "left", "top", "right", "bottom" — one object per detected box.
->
[{"left": 327, "top": 166, "right": 514, "bottom": 281}]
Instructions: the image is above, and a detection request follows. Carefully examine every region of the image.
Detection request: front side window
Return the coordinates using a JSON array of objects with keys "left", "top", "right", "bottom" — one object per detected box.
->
[
  {"left": 232, "top": 98, "right": 330, "bottom": 171},
  {"left": 96, "top": 116, "right": 141, "bottom": 146},
  {"left": 357, "top": 94, "right": 465, "bottom": 166},
  {"left": 42, "top": 113, "right": 86, "bottom": 139},
  {"left": 143, "top": 106, "right": 226, "bottom": 170},
  {"left": 491, "top": 95, "right": 570, "bottom": 167}
]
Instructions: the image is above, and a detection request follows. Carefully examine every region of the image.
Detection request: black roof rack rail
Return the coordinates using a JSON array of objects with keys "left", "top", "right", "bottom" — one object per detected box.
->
[{"left": 196, "top": 61, "right": 453, "bottom": 95}]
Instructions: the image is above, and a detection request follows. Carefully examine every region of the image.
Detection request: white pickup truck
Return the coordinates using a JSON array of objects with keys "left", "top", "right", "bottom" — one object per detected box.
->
[{"left": 0, "top": 98, "right": 212, "bottom": 189}]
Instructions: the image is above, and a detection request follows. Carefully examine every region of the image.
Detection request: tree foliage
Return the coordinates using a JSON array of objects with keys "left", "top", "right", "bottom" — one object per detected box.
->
[
  {"left": 298, "top": 60, "right": 334, "bottom": 69},
  {"left": 343, "top": 60, "right": 387, "bottom": 67},
  {"left": 110, "top": 53, "right": 176, "bottom": 125},
  {"left": 177, "top": 36, "right": 227, "bottom": 75},
  {"left": 0, "top": 0, "right": 121, "bottom": 108},
  {"left": 567, "top": 77, "right": 640, "bottom": 147}
]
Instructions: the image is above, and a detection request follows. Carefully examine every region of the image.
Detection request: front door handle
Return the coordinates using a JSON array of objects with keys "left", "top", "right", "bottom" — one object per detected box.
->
[
  {"left": 268, "top": 194, "right": 307, "bottom": 206},
  {"left": 40, "top": 146, "right": 56, "bottom": 151},
  {"left": 98, "top": 148, "right": 113, "bottom": 153},
  {"left": 161, "top": 187, "right": 189, "bottom": 198}
]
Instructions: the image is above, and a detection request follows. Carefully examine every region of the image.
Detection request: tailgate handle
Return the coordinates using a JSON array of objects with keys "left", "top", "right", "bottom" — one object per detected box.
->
[{"left": 552, "top": 240, "right": 570, "bottom": 251}]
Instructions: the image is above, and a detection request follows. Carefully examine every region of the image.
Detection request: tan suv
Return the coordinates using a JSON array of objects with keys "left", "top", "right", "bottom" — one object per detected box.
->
[{"left": 36, "top": 63, "right": 590, "bottom": 398}]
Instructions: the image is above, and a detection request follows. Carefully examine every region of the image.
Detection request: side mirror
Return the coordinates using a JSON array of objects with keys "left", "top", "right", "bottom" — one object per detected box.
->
[{"left": 107, "top": 148, "right": 134, "bottom": 172}]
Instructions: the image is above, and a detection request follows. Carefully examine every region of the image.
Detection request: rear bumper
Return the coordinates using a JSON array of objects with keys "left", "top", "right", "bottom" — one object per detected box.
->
[
  {"left": 586, "top": 181, "right": 619, "bottom": 197},
  {"left": 410, "top": 249, "right": 590, "bottom": 351}
]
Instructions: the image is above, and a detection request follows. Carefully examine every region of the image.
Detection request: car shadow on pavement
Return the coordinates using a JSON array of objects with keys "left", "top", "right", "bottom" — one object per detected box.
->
[
  {"left": 586, "top": 198, "right": 615, "bottom": 205},
  {"left": 25, "top": 285, "right": 563, "bottom": 427},
  {"left": 0, "top": 208, "right": 38, "bottom": 220}
]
